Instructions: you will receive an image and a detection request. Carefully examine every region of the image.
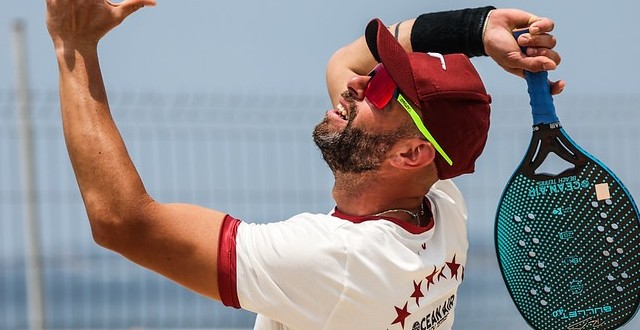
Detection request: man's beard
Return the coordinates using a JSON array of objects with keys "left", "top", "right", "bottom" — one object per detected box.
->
[{"left": 312, "top": 97, "right": 413, "bottom": 174}]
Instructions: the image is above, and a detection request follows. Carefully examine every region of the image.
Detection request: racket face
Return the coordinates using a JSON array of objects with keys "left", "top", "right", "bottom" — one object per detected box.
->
[{"left": 495, "top": 124, "right": 640, "bottom": 330}]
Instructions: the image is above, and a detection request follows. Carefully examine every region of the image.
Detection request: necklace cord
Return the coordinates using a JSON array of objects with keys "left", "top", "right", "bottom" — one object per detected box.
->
[{"left": 371, "top": 200, "right": 426, "bottom": 226}]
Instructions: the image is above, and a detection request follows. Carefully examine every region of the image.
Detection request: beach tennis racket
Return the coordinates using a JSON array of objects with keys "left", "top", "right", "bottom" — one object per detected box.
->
[{"left": 495, "top": 30, "right": 640, "bottom": 330}]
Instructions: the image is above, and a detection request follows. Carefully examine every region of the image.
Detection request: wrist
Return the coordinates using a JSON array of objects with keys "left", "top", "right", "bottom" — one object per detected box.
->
[
  {"left": 410, "top": 6, "right": 496, "bottom": 57},
  {"left": 482, "top": 9, "right": 495, "bottom": 41},
  {"left": 51, "top": 37, "right": 99, "bottom": 60}
]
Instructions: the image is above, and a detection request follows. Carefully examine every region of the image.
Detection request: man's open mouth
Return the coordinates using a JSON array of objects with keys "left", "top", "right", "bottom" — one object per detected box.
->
[{"left": 336, "top": 103, "right": 348, "bottom": 120}]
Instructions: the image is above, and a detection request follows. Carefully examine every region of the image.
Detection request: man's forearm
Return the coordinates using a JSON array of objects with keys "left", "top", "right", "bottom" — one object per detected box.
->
[
  {"left": 372, "top": 6, "right": 495, "bottom": 61},
  {"left": 327, "top": 6, "right": 494, "bottom": 102},
  {"left": 56, "top": 45, "right": 149, "bottom": 242},
  {"left": 409, "top": 6, "right": 495, "bottom": 57}
]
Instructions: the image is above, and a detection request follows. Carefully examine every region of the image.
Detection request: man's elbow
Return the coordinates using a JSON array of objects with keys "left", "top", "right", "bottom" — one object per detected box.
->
[{"left": 84, "top": 195, "right": 152, "bottom": 252}]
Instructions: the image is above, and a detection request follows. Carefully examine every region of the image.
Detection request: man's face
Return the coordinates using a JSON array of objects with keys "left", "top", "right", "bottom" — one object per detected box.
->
[{"left": 312, "top": 91, "right": 413, "bottom": 174}]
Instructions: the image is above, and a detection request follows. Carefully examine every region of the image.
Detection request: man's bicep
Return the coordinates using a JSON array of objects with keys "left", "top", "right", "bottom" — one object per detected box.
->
[{"left": 117, "top": 202, "right": 227, "bottom": 301}]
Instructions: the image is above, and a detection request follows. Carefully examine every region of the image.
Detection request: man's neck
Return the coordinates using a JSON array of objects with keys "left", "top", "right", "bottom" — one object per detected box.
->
[{"left": 331, "top": 171, "right": 435, "bottom": 221}]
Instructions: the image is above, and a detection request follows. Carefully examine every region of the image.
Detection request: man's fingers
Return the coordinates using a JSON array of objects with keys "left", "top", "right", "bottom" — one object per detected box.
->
[
  {"left": 521, "top": 56, "right": 557, "bottom": 72},
  {"left": 550, "top": 80, "right": 566, "bottom": 95},
  {"left": 114, "top": 0, "right": 156, "bottom": 20},
  {"left": 528, "top": 17, "right": 555, "bottom": 35},
  {"left": 503, "top": 53, "right": 558, "bottom": 78},
  {"left": 116, "top": 0, "right": 157, "bottom": 8},
  {"left": 518, "top": 33, "right": 557, "bottom": 50},
  {"left": 526, "top": 47, "right": 561, "bottom": 66}
]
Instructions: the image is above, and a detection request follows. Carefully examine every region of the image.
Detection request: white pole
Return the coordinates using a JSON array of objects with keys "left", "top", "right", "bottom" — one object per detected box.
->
[{"left": 12, "top": 19, "right": 45, "bottom": 330}]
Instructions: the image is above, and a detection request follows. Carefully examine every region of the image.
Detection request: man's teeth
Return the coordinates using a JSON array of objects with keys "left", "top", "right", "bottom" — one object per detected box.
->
[{"left": 337, "top": 103, "right": 348, "bottom": 119}]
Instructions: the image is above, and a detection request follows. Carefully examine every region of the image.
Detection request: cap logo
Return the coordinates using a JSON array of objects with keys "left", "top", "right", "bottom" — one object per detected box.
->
[{"left": 427, "top": 52, "right": 447, "bottom": 71}]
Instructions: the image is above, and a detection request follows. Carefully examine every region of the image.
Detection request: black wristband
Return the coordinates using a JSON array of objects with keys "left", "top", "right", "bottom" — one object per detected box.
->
[{"left": 410, "top": 6, "right": 495, "bottom": 57}]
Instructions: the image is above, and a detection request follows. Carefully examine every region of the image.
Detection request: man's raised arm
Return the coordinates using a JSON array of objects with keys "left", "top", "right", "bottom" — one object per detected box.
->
[
  {"left": 46, "top": 0, "right": 226, "bottom": 300},
  {"left": 326, "top": 7, "right": 565, "bottom": 106}
]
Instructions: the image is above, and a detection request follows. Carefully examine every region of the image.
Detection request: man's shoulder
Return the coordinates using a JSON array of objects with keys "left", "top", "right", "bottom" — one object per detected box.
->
[
  {"left": 429, "top": 179, "right": 463, "bottom": 201},
  {"left": 428, "top": 179, "right": 468, "bottom": 220},
  {"left": 239, "top": 212, "right": 348, "bottom": 239}
]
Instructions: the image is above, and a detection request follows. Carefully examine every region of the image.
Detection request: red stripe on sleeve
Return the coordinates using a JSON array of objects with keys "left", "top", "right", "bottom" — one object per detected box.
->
[{"left": 217, "top": 214, "right": 241, "bottom": 308}]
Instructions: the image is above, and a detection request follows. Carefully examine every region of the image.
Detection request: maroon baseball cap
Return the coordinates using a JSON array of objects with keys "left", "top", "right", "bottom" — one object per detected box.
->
[{"left": 365, "top": 18, "right": 492, "bottom": 179}]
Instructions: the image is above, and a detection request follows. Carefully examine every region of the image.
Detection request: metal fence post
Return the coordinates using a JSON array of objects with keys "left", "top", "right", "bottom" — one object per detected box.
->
[{"left": 12, "top": 19, "right": 45, "bottom": 330}]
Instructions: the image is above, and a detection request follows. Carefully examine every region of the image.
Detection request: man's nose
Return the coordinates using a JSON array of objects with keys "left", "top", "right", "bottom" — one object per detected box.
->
[{"left": 345, "top": 75, "right": 371, "bottom": 101}]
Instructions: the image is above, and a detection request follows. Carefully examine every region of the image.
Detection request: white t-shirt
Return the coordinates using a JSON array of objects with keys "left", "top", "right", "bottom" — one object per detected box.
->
[{"left": 217, "top": 180, "right": 469, "bottom": 330}]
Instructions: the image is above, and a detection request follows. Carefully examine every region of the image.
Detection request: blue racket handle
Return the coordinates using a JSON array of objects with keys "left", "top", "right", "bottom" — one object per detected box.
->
[{"left": 514, "top": 29, "right": 559, "bottom": 125}]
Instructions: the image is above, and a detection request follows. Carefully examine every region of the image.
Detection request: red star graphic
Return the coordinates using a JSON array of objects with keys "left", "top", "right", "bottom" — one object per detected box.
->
[
  {"left": 391, "top": 302, "right": 411, "bottom": 328},
  {"left": 437, "top": 265, "right": 448, "bottom": 281},
  {"left": 410, "top": 280, "right": 424, "bottom": 306},
  {"left": 425, "top": 266, "right": 437, "bottom": 291},
  {"left": 446, "top": 254, "right": 461, "bottom": 280}
]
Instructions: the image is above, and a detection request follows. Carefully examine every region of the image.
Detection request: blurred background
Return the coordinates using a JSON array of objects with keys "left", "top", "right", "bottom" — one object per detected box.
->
[{"left": 1, "top": 0, "right": 639, "bottom": 329}]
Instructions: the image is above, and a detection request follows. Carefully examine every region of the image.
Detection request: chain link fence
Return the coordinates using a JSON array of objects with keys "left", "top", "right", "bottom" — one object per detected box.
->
[{"left": 1, "top": 89, "right": 639, "bottom": 329}]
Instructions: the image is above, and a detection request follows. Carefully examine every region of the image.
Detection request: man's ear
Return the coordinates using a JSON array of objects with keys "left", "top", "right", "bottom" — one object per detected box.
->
[{"left": 389, "top": 138, "right": 436, "bottom": 169}]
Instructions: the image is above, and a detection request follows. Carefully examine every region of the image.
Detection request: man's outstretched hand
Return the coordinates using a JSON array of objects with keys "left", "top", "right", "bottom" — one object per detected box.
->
[{"left": 46, "top": 0, "right": 156, "bottom": 50}]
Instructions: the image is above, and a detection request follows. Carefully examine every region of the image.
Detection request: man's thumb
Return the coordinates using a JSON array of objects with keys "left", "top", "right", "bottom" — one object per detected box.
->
[{"left": 119, "top": 0, "right": 156, "bottom": 17}]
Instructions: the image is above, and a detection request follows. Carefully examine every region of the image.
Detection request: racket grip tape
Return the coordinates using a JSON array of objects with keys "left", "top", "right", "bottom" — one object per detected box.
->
[{"left": 513, "top": 29, "right": 559, "bottom": 125}]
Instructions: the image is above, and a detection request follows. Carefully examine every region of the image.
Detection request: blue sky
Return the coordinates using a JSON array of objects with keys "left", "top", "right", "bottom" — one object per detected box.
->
[
  {"left": 2, "top": 1, "right": 640, "bottom": 248},
  {"left": 1, "top": 0, "right": 639, "bottom": 98}
]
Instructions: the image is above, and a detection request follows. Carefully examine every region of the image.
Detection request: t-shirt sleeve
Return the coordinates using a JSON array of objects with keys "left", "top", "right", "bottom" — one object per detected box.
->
[
  {"left": 432, "top": 179, "right": 468, "bottom": 221},
  {"left": 217, "top": 214, "right": 349, "bottom": 326},
  {"left": 217, "top": 214, "right": 242, "bottom": 308}
]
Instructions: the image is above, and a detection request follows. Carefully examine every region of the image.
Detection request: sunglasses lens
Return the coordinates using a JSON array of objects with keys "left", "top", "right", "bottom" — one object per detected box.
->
[{"left": 364, "top": 64, "right": 396, "bottom": 109}]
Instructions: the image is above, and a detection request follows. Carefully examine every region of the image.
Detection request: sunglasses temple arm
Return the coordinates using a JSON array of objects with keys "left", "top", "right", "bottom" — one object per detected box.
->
[{"left": 397, "top": 94, "right": 453, "bottom": 166}]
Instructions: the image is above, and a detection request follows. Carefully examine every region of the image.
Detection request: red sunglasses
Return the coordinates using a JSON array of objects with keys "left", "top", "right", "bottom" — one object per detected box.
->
[
  {"left": 363, "top": 63, "right": 453, "bottom": 166},
  {"left": 364, "top": 64, "right": 398, "bottom": 110}
]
